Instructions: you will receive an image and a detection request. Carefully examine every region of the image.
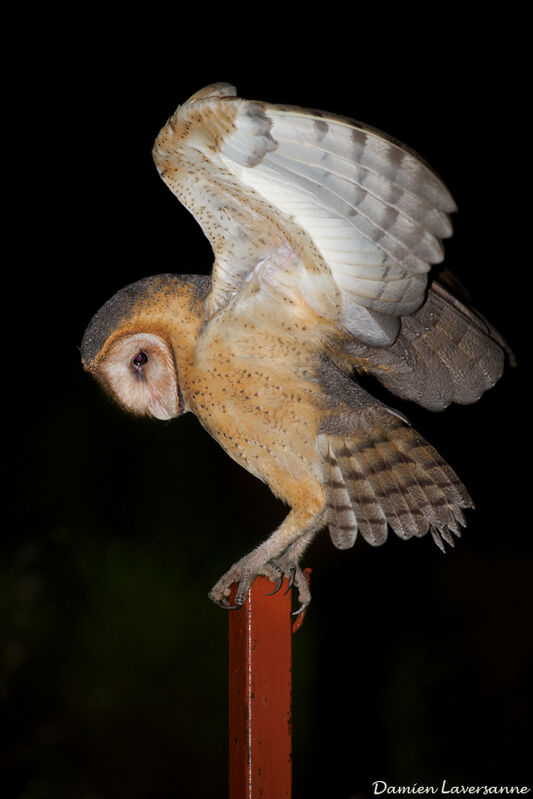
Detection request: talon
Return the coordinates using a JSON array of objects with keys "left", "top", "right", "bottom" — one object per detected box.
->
[
  {"left": 265, "top": 578, "right": 283, "bottom": 596},
  {"left": 291, "top": 601, "right": 310, "bottom": 617},
  {"left": 265, "top": 566, "right": 284, "bottom": 595},
  {"left": 284, "top": 566, "right": 296, "bottom": 594},
  {"left": 212, "top": 597, "right": 241, "bottom": 610},
  {"left": 265, "top": 564, "right": 283, "bottom": 596}
]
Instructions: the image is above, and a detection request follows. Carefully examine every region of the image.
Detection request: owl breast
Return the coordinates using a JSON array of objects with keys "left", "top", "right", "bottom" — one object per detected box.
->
[{"left": 179, "top": 317, "right": 326, "bottom": 512}]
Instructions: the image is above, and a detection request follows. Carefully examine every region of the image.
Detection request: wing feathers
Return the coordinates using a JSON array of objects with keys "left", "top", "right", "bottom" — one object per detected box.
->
[
  {"left": 343, "top": 281, "right": 507, "bottom": 410},
  {"left": 260, "top": 149, "right": 444, "bottom": 270},
  {"left": 264, "top": 131, "right": 453, "bottom": 239},
  {"left": 153, "top": 84, "right": 456, "bottom": 339},
  {"left": 320, "top": 439, "right": 358, "bottom": 549},
  {"left": 319, "top": 405, "right": 473, "bottom": 549}
]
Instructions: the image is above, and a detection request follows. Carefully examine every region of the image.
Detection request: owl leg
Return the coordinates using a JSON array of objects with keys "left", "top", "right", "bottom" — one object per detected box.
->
[{"left": 208, "top": 509, "right": 325, "bottom": 611}]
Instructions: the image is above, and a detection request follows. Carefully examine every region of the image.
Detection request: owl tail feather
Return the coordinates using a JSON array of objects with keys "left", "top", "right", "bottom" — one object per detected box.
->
[{"left": 318, "top": 405, "right": 473, "bottom": 550}]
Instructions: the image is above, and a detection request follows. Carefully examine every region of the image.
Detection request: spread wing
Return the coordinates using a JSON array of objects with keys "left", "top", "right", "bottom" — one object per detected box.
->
[{"left": 153, "top": 82, "right": 456, "bottom": 346}]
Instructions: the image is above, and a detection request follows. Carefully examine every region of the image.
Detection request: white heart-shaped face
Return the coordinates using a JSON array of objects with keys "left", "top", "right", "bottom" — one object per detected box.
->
[{"left": 98, "top": 332, "right": 179, "bottom": 420}]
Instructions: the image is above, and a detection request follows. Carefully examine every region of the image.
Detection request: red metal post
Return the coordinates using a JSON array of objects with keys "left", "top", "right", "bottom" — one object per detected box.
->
[{"left": 228, "top": 576, "right": 293, "bottom": 799}]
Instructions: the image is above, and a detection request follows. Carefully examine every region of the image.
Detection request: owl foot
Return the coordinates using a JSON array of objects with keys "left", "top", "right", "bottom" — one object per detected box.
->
[
  {"left": 208, "top": 555, "right": 281, "bottom": 609},
  {"left": 208, "top": 554, "right": 311, "bottom": 613}
]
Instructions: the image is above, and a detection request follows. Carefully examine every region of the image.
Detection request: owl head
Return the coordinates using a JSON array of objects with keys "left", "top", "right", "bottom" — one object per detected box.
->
[{"left": 81, "top": 273, "right": 210, "bottom": 420}]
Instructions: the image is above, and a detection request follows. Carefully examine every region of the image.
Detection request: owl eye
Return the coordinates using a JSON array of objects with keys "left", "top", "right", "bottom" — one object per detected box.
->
[{"left": 132, "top": 351, "right": 148, "bottom": 370}]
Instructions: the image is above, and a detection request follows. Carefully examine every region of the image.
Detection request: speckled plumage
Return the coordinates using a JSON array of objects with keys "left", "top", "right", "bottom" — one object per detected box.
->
[{"left": 82, "top": 84, "right": 507, "bottom": 611}]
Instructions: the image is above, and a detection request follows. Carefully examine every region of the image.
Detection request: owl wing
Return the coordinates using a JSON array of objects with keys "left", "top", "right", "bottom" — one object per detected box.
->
[{"left": 153, "top": 83, "right": 456, "bottom": 346}]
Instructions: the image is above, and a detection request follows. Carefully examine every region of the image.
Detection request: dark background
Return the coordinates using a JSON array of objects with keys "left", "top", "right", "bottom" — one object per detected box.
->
[{"left": 3, "top": 11, "right": 529, "bottom": 799}]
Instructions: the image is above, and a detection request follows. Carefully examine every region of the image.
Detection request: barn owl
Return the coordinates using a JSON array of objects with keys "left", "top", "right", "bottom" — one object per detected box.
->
[{"left": 81, "top": 83, "right": 507, "bottom": 613}]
